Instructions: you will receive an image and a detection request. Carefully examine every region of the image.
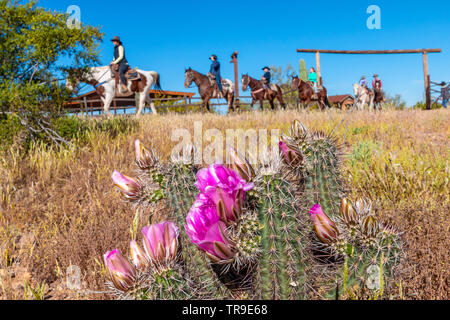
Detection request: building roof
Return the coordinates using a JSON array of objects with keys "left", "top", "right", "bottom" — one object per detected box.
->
[{"left": 328, "top": 94, "right": 355, "bottom": 104}]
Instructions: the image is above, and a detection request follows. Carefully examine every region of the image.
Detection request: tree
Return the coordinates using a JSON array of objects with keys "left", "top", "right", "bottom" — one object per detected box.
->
[
  {"left": 299, "top": 59, "right": 307, "bottom": 82},
  {"left": 0, "top": 0, "right": 103, "bottom": 146}
]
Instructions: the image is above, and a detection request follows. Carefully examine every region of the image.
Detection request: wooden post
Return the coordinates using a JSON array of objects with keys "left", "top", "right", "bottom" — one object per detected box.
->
[
  {"left": 315, "top": 51, "right": 322, "bottom": 86},
  {"left": 230, "top": 52, "right": 240, "bottom": 107},
  {"left": 83, "top": 97, "right": 87, "bottom": 118},
  {"left": 422, "top": 52, "right": 431, "bottom": 110},
  {"left": 113, "top": 98, "right": 117, "bottom": 115}
]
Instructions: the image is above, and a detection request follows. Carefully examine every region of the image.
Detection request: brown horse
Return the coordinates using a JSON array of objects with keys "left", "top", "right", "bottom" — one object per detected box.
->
[
  {"left": 241, "top": 74, "right": 286, "bottom": 110},
  {"left": 184, "top": 68, "right": 235, "bottom": 112},
  {"left": 291, "top": 76, "right": 330, "bottom": 110},
  {"left": 373, "top": 82, "right": 384, "bottom": 111}
]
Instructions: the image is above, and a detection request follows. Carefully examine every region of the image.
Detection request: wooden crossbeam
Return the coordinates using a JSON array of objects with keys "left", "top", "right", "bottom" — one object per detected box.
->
[
  {"left": 297, "top": 48, "right": 442, "bottom": 110},
  {"left": 296, "top": 49, "right": 442, "bottom": 54}
]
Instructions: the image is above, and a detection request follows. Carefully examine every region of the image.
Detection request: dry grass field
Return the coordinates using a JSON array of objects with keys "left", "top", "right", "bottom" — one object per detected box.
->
[{"left": 0, "top": 108, "right": 448, "bottom": 300}]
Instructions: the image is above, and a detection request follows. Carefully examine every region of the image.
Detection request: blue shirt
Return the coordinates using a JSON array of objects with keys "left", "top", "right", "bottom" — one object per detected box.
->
[
  {"left": 210, "top": 61, "right": 221, "bottom": 78},
  {"left": 263, "top": 72, "right": 271, "bottom": 84}
]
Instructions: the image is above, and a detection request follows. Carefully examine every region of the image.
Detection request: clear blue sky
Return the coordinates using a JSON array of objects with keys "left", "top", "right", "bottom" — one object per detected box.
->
[{"left": 40, "top": 0, "right": 449, "bottom": 106}]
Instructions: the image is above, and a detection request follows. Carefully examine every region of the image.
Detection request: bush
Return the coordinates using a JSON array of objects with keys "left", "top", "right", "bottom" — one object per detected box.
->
[
  {"left": 0, "top": 114, "right": 23, "bottom": 147},
  {"left": 0, "top": 114, "right": 140, "bottom": 150},
  {"left": 412, "top": 101, "right": 443, "bottom": 110}
]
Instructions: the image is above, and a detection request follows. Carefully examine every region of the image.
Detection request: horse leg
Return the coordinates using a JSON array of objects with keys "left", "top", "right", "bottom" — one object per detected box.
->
[
  {"left": 204, "top": 97, "right": 211, "bottom": 112},
  {"left": 278, "top": 92, "right": 286, "bottom": 109},
  {"left": 229, "top": 92, "right": 235, "bottom": 113},
  {"left": 145, "top": 94, "right": 158, "bottom": 116},
  {"left": 135, "top": 92, "right": 146, "bottom": 117},
  {"left": 103, "top": 94, "right": 113, "bottom": 118},
  {"left": 259, "top": 98, "right": 264, "bottom": 111},
  {"left": 269, "top": 99, "right": 275, "bottom": 110}
]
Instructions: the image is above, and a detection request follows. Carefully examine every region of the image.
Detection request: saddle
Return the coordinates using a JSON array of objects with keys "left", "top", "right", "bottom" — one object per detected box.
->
[
  {"left": 306, "top": 81, "right": 322, "bottom": 100},
  {"left": 206, "top": 72, "right": 230, "bottom": 89},
  {"left": 111, "top": 64, "right": 141, "bottom": 83}
]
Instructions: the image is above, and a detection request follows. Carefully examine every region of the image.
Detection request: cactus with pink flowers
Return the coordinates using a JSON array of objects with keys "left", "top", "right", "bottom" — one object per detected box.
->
[{"left": 104, "top": 127, "right": 403, "bottom": 300}]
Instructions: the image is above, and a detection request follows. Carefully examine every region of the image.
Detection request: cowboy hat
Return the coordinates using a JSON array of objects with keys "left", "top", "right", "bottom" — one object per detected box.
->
[
  {"left": 373, "top": 74, "right": 379, "bottom": 77},
  {"left": 110, "top": 36, "right": 122, "bottom": 43},
  {"left": 262, "top": 66, "right": 271, "bottom": 71},
  {"left": 361, "top": 76, "right": 366, "bottom": 79}
]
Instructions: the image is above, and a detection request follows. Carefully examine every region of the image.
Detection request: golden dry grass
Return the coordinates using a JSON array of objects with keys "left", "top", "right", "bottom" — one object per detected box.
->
[{"left": 0, "top": 108, "right": 448, "bottom": 300}]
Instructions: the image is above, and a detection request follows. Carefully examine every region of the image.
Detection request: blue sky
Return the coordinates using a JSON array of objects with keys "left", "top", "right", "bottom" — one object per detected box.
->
[{"left": 40, "top": 0, "right": 449, "bottom": 106}]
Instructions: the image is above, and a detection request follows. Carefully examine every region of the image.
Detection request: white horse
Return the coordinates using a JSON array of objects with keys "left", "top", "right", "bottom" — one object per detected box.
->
[
  {"left": 353, "top": 83, "right": 374, "bottom": 111},
  {"left": 66, "top": 66, "right": 161, "bottom": 117}
]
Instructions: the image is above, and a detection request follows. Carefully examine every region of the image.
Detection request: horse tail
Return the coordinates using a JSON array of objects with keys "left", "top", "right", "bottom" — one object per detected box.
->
[{"left": 151, "top": 72, "right": 162, "bottom": 91}]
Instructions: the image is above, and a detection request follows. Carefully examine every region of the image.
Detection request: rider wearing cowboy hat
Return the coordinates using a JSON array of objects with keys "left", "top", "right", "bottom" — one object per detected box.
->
[
  {"left": 360, "top": 76, "right": 370, "bottom": 94},
  {"left": 110, "top": 36, "right": 129, "bottom": 92},
  {"left": 372, "top": 74, "right": 383, "bottom": 89},
  {"left": 209, "top": 54, "right": 223, "bottom": 94},
  {"left": 262, "top": 67, "right": 271, "bottom": 89}
]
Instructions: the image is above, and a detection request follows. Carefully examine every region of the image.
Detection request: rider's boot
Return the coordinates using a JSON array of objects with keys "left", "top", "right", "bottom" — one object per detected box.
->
[{"left": 120, "top": 84, "right": 128, "bottom": 94}]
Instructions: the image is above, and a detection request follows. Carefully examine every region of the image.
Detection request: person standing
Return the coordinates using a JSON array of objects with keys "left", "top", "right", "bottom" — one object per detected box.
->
[
  {"left": 110, "top": 36, "right": 129, "bottom": 92},
  {"left": 209, "top": 54, "right": 223, "bottom": 95}
]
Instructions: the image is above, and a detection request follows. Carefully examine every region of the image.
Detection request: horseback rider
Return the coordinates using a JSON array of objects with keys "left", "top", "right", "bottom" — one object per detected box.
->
[
  {"left": 360, "top": 76, "right": 371, "bottom": 94},
  {"left": 372, "top": 74, "right": 383, "bottom": 90},
  {"left": 261, "top": 67, "right": 271, "bottom": 89},
  {"left": 308, "top": 67, "right": 318, "bottom": 95},
  {"left": 253, "top": 67, "right": 274, "bottom": 96},
  {"left": 209, "top": 54, "right": 223, "bottom": 96},
  {"left": 110, "top": 36, "right": 130, "bottom": 93}
]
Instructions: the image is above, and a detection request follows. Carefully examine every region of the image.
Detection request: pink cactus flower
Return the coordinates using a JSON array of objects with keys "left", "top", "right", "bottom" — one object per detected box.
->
[
  {"left": 185, "top": 198, "right": 235, "bottom": 263},
  {"left": 309, "top": 204, "right": 339, "bottom": 244},
  {"left": 104, "top": 249, "right": 136, "bottom": 292},
  {"left": 111, "top": 170, "right": 141, "bottom": 200},
  {"left": 196, "top": 164, "right": 253, "bottom": 223},
  {"left": 141, "top": 222, "right": 179, "bottom": 263}
]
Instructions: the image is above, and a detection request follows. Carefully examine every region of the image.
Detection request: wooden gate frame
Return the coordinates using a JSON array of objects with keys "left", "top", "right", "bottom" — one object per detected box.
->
[{"left": 297, "top": 48, "right": 442, "bottom": 110}]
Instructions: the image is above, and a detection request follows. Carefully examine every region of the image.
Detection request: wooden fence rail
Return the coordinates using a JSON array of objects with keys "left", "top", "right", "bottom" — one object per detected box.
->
[{"left": 65, "top": 95, "right": 256, "bottom": 116}]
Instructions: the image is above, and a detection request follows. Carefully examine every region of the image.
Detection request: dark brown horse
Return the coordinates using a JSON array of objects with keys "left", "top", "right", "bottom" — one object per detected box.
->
[
  {"left": 241, "top": 74, "right": 286, "bottom": 110},
  {"left": 373, "top": 82, "right": 384, "bottom": 111},
  {"left": 184, "top": 68, "right": 235, "bottom": 112},
  {"left": 291, "top": 76, "right": 330, "bottom": 110}
]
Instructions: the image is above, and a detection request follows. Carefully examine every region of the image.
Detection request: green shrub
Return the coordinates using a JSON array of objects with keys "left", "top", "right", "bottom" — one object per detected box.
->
[{"left": 0, "top": 113, "right": 23, "bottom": 147}]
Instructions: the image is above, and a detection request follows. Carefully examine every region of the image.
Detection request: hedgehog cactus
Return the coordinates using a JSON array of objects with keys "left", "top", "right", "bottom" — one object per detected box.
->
[{"left": 104, "top": 123, "right": 403, "bottom": 300}]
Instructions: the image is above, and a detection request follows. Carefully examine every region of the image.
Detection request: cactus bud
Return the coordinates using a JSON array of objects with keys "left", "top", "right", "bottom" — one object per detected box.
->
[
  {"left": 130, "top": 240, "right": 150, "bottom": 271},
  {"left": 104, "top": 249, "right": 136, "bottom": 292},
  {"left": 228, "top": 147, "right": 255, "bottom": 182},
  {"left": 135, "top": 140, "right": 157, "bottom": 169},
  {"left": 111, "top": 171, "right": 141, "bottom": 200},
  {"left": 309, "top": 204, "right": 339, "bottom": 244},
  {"left": 279, "top": 139, "right": 303, "bottom": 166},
  {"left": 290, "top": 120, "right": 308, "bottom": 138},
  {"left": 362, "top": 215, "right": 380, "bottom": 238},
  {"left": 340, "top": 198, "right": 357, "bottom": 225}
]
